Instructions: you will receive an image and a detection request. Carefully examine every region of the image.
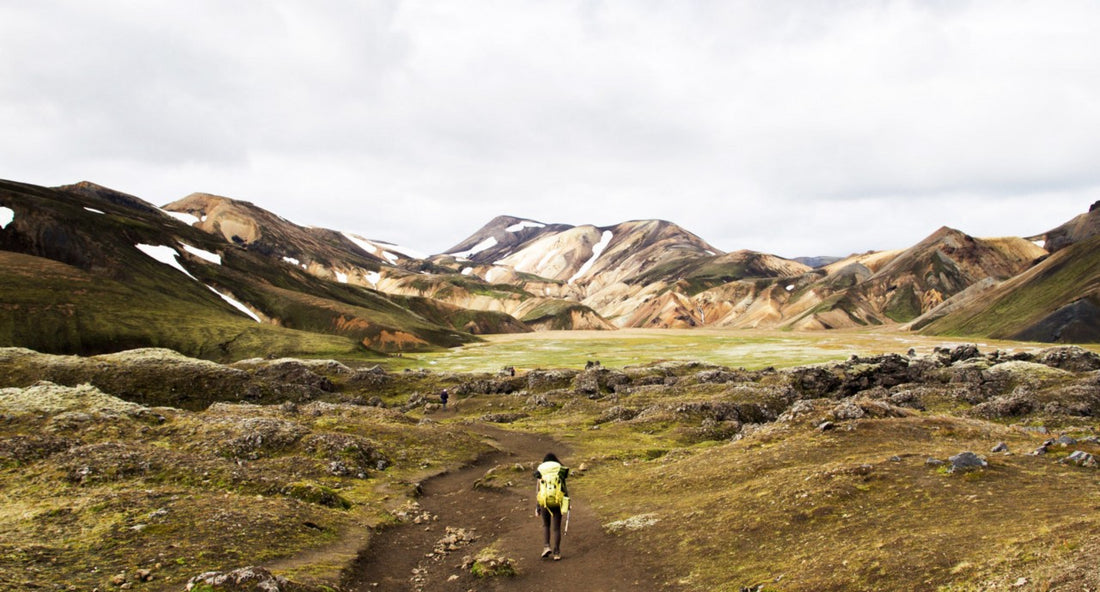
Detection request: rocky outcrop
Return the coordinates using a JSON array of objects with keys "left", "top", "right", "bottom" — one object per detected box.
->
[{"left": 187, "top": 566, "right": 341, "bottom": 592}]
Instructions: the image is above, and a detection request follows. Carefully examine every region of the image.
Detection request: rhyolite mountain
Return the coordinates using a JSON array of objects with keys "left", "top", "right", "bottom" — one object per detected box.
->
[
  {"left": 0, "top": 179, "right": 523, "bottom": 359},
  {"left": 2, "top": 176, "right": 1098, "bottom": 360}
]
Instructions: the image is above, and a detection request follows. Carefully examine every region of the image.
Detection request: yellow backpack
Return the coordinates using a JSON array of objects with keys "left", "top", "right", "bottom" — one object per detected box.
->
[{"left": 536, "top": 461, "right": 566, "bottom": 509}]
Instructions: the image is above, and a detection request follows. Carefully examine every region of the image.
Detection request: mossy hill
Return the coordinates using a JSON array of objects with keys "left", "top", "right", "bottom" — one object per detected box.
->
[{"left": 0, "top": 179, "right": 507, "bottom": 360}]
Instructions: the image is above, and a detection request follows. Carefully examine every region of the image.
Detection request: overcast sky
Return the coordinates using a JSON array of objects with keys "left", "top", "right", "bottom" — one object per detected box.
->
[{"left": 2, "top": 1, "right": 1098, "bottom": 258}]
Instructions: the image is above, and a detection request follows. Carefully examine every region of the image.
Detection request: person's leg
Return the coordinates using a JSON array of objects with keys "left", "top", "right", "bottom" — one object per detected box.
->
[
  {"left": 540, "top": 507, "right": 552, "bottom": 556},
  {"left": 550, "top": 507, "right": 562, "bottom": 557}
]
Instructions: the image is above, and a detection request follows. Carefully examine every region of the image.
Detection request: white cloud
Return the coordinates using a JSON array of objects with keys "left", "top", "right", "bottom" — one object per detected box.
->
[{"left": 3, "top": 1, "right": 1098, "bottom": 258}]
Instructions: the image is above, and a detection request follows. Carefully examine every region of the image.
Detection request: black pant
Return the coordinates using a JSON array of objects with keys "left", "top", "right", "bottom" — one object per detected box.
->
[{"left": 540, "top": 505, "right": 562, "bottom": 553}]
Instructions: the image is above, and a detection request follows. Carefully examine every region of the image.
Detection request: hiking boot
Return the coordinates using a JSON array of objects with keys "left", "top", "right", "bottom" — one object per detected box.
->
[{"left": 541, "top": 547, "right": 552, "bottom": 558}]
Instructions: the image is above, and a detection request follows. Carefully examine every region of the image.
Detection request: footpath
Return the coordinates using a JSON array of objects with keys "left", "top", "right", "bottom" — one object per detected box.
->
[{"left": 345, "top": 425, "right": 676, "bottom": 592}]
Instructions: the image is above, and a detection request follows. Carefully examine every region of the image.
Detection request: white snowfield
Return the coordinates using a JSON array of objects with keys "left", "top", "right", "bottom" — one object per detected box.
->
[
  {"left": 506, "top": 220, "right": 545, "bottom": 232},
  {"left": 342, "top": 231, "right": 378, "bottom": 255},
  {"left": 208, "top": 287, "right": 261, "bottom": 322},
  {"left": 374, "top": 239, "right": 426, "bottom": 260},
  {"left": 135, "top": 243, "right": 260, "bottom": 322},
  {"left": 181, "top": 244, "right": 221, "bottom": 265},
  {"left": 335, "top": 270, "right": 349, "bottom": 283},
  {"left": 568, "top": 230, "right": 613, "bottom": 284},
  {"left": 136, "top": 244, "right": 195, "bottom": 279},
  {"left": 163, "top": 209, "right": 200, "bottom": 225},
  {"left": 282, "top": 256, "right": 303, "bottom": 267},
  {"left": 84, "top": 207, "right": 105, "bottom": 215},
  {"left": 0, "top": 206, "right": 14, "bottom": 229},
  {"left": 452, "top": 236, "right": 498, "bottom": 260},
  {"left": 365, "top": 270, "right": 381, "bottom": 286},
  {"left": 342, "top": 231, "right": 427, "bottom": 262}
]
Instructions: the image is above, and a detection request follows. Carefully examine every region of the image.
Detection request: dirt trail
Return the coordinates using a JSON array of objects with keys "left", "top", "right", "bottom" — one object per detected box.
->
[{"left": 345, "top": 425, "right": 678, "bottom": 592}]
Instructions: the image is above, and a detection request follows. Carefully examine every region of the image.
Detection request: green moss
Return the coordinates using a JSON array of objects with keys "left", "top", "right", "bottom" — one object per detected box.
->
[
  {"left": 469, "top": 547, "right": 517, "bottom": 579},
  {"left": 884, "top": 284, "right": 922, "bottom": 323},
  {"left": 923, "top": 235, "right": 1100, "bottom": 341}
]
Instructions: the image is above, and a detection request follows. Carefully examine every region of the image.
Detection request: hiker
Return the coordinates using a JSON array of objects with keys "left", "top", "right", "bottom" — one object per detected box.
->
[
  {"left": 440, "top": 388, "right": 449, "bottom": 409},
  {"left": 534, "top": 453, "right": 570, "bottom": 561}
]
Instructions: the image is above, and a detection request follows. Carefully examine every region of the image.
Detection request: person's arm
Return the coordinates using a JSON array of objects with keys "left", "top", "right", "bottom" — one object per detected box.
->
[{"left": 534, "top": 472, "right": 541, "bottom": 516}]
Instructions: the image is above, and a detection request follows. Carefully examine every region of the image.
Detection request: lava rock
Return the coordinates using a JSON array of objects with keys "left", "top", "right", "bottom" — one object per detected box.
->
[{"left": 948, "top": 451, "right": 988, "bottom": 473}]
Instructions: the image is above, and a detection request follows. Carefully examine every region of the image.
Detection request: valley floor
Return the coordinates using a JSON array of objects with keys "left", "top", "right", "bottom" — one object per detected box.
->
[
  {"left": 387, "top": 328, "right": 1097, "bottom": 373},
  {"left": 2, "top": 338, "right": 1100, "bottom": 591}
]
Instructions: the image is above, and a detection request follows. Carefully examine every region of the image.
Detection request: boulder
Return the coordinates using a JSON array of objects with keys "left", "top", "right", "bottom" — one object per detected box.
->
[
  {"left": 1062, "top": 451, "right": 1098, "bottom": 467},
  {"left": 948, "top": 451, "right": 988, "bottom": 473},
  {"left": 595, "top": 405, "right": 640, "bottom": 424},
  {"left": 969, "top": 390, "right": 1037, "bottom": 419},
  {"left": 831, "top": 401, "right": 865, "bottom": 420},
  {"left": 526, "top": 369, "right": 577, "bottom": 392},
  {"left": 1036, "top": 346, "right": 1100, "bottom": 372}
]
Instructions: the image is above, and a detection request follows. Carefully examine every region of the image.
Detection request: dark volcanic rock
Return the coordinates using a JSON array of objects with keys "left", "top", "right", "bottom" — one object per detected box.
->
[
  {"left": 969, "top": 390, "right": 1038, "bottom": 419},
  {"left": 1036, "top": 346, "right": 1100, "bottom": 372},
  {"left": 948, "top": 451, "right": 988, "bottom": 473}
]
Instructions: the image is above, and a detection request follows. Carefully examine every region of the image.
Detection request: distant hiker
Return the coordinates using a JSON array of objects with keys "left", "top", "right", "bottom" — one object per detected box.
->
[
  {"left": 440, "top": 388, "right": 449, "bottom": 409},
  {"left": 534, "top": 453, "right": 570, "bottom": 561}
]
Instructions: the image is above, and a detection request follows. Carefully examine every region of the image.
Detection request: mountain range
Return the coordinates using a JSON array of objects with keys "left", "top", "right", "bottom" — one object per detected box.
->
[{"left": 1, "top": 177, "right": 1097, "bottom": 359}]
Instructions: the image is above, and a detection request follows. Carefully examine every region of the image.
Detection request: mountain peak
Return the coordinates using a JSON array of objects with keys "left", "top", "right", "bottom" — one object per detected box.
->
[
  {"left": 1043, "top": 201, "right": 1100, "bottom": 253},
  {"left": 55, "top": 181, "right": 160, "bottom": 214}
]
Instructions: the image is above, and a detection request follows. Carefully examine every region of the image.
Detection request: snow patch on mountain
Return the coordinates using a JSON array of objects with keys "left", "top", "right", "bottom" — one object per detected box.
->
[
  {"left": 84, "top": 207, "right": 105, "bottom": 215},
  {"left": 342, "top": 232, "right": 378, "bottom": 255},
  {"left": 453, "top": 237, "right": 498, "bottom": 259},
  {"left": 163, "top": 210, "right": 200, "bottom": 225},
  {"left": 365, "top": 271, "right": 381, "bottom": 286},
  {"left": 181, "top": 244, "right": 221, "bottom": 265},
  {"left": 0, "top": 206, "right": 13, "bottom": 229},
  {"left": 137, "top": 243, "right": 261, "bottom": 321},
  {"left": 343, "top": 232, "right": 426, "bottom": 262},
  {"left": 374, "top": 240, "right": 426, "bottom": 260},
  {"left": 335, "top": 270, "right": 348, "bottom": 283},
  {"left": 282, "top": 256, "right": 301, "bottom": 267},
  {"left": 136, "top": 244, "right": 195, "bottom": 280},
  {"left": 506, "top": 220, "right": 546, "bottom": 232},
  {"left": 207, "top": 287, "right": 261, "bottom": 322},
  {"left": 461, "top": 267, "right": 474, "bottom": 276},
  {"left": 569, "top": 230, "right": 613, "bottom": 284}
]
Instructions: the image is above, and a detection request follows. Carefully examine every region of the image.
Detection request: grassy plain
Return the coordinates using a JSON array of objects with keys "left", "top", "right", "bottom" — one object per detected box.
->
[{"left": 385, "top": 328, "right": 1087, "bottom": 373}]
